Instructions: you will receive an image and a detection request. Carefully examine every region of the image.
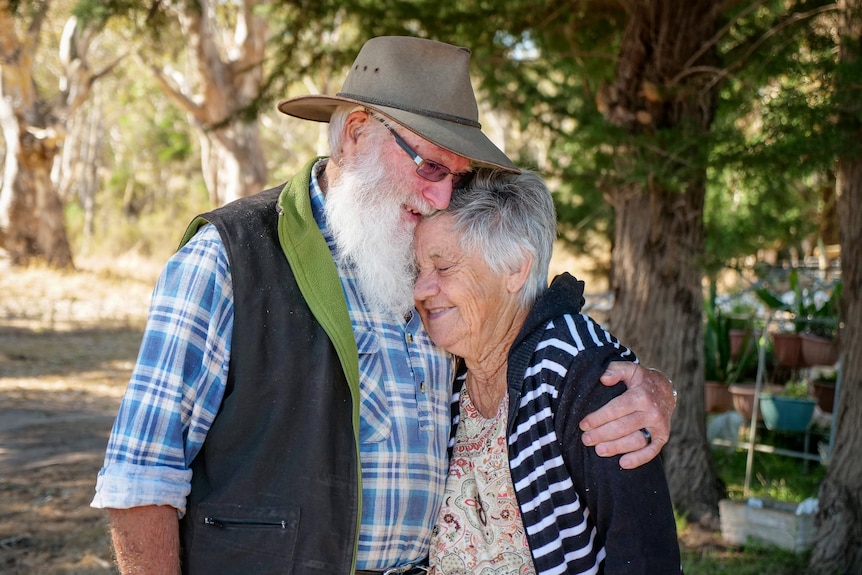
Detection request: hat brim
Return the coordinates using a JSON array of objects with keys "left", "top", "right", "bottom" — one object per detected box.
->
[{"left": 278, "top": 95, "right": 520, "bottom": 173}]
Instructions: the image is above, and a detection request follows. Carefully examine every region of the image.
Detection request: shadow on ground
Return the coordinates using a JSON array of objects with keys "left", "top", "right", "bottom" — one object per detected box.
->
[{"left": 1, "top": 323, "right": 143, "bottom": 574}]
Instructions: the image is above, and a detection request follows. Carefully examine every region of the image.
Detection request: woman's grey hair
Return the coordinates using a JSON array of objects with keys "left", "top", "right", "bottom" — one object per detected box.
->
[{"left": 441, "top": 168, "right": 557, "bottom": 309}]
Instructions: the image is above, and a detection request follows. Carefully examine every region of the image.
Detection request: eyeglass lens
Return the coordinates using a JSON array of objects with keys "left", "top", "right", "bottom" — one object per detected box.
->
[
  {"left": 380, "top": 117, "right": 473, "bottom": 188},
  {"left": 416, "top": 158, "right": 473, "bottom": 188}
]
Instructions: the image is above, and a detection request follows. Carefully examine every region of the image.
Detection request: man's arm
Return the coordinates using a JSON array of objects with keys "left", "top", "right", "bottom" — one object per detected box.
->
[
  {"left": 109, "top": 506, "right": 180, "bottom": 574},
  {"left": 579, "top": 362, "right": 676, "bottom": 469}
]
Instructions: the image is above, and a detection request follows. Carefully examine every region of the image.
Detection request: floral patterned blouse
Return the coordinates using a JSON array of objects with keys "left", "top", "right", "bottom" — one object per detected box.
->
[{"left": 429, "top": 387, "right": 536, "bottom": 575}]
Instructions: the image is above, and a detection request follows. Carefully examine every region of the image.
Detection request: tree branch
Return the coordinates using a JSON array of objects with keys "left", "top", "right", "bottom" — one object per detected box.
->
[
  {"left": 139, "top": 54, "right": 206, "bottom": 123},
  {"left": 671, "top": 0, "right": 766, "bottom": 86},
  {"left": 700, "top": 2, "right": 839, "bottom": 93}
]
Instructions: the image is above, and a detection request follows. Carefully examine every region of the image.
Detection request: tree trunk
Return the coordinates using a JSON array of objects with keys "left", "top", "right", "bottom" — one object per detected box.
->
[
  {"left": 198, "top": 120, "right": 268, "bottom": 206},
  {"left": 151, "top": 0, "right": 269, "bottom": 206},
  {"left": 0, "top": 2, "right": 73, "bottom": 268},
  {"left": 604, "top": 1, "right": 725, "bottom": 526},
  {"left": 0, "top": 112, "right": 72, "bottom": 268},
  {"left": 808, "top": 3, "right": 862, "bottom": 572}
]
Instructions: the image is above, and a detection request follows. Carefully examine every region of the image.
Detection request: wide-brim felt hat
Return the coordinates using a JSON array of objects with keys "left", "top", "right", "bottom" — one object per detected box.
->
[{"left": 277, "top": 36, "right": 518, "bottom": 173}]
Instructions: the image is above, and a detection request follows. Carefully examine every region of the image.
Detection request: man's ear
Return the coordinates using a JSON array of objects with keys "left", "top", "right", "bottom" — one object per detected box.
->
[
  {"left": 507, "top": 253, "right": 532, "bottom": 294},
  {"left": 342, "top": 110, "right": 370, "bottom": 152}
]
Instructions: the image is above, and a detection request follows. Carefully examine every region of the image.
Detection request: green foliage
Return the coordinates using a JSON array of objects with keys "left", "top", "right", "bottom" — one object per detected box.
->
[
  {"left": 58, "top": 0, "right": 848, "bottom": 278},
  {"left": 702, "top": 0, "right": 840, "bottom": 273},
  {"left": 54, "top": 0, "right": 851, "bottom": 294},
  {"left": 705, "top": 282, "right": 758, "bottom": 384},
  {"left": 219, "top": 0, "right": 843, "bottom": 278},
  {"left": 416, "top": 0, "right": 843, "bottom": 277},
  {"left": 772, "top": 379, "right": 811, "bottom": 399},
  {"left": 713, "top": 448, "right": 825, "bottom": 503},
  {"left": 755, "top": 269, "right": 842, "bottom": 336},
  {"left": 60, "top": 46, "right": 212, "bottom": 260},
  {"left": 815, "top": 368, "right": 837, "bottom": 383},
  {"left": 681, "top": 544, "right": 810, "bottom": 575},
  {"left": 73, "top": 0, "right": 142, "bottom": 23}
]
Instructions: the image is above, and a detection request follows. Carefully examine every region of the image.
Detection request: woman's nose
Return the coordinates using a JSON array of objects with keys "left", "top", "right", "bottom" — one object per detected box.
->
[{"left": 413, "top": 272, "right": 437, "bottom": 301}]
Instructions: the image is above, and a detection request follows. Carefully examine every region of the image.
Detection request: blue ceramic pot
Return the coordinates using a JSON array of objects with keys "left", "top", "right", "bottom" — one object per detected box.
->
[{"left": 758, "top": 395, "right": 816, "bottom": 432}]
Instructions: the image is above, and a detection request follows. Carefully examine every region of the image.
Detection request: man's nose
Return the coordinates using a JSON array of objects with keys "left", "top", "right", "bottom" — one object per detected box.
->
[{"left": 421, "top": 179, "right": 453, "bottom": 211}]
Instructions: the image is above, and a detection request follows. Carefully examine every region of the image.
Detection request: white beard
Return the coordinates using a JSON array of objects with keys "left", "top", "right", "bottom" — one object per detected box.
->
[{"left": 324, "top": 147, "right": 430, "bottom": 317}]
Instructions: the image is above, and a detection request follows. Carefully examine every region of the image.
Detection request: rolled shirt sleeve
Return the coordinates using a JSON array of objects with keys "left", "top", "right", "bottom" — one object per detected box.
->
[{"left": 91, "top": 225, "right": 233, "bottom": 517}]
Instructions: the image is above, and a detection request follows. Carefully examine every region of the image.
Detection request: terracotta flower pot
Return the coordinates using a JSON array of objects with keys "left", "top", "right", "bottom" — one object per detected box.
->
[
  {"left": 729, "top": 329, "right": 754, "bottom": 362},
  {"left": 771, "top": 332, "right": 807, "bottom": 368},
  {"left": 705, "top": 381, "right": 734, "bottom": 414},
  {"left": 799, "top": 333, "right": 840, "bottom": 366},
  {"left": 812, "top": 380, "right": 836, "bottom": 413}
]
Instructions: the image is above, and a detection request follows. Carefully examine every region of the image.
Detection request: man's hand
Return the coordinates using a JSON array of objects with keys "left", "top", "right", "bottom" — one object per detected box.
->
[{"left": 579, "top": 361, "right": 676, "bottom": 469}]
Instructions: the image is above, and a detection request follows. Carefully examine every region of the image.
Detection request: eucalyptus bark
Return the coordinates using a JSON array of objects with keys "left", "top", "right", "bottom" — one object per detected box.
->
[
  {"left": 0, "top": 1, "right": 73, "bottom": 268},
  {"left": 0, "top": 5, "right": 116, "bottom": 267},
  {"left": 150, "top": 0, "right": 268, "bottom": 206},
  {"left": 603, "top": 1, "right": 725, "bottom": 525},
  {"left": 808, "top": 3, "right": 862, "bottom": 572}
]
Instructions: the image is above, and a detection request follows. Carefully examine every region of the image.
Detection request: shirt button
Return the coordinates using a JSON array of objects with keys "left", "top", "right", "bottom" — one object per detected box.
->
[
  {"left": 420, "top": 381, "right": 426, "bottom": 393},
  {"left": 406, "top": 333, "right": 414, "bottom": 344}
]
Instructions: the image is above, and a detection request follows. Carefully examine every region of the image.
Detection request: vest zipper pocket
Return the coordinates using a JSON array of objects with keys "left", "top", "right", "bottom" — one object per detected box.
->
[{"left": 204, "top": 516, "right": 288, "bottom": 529}]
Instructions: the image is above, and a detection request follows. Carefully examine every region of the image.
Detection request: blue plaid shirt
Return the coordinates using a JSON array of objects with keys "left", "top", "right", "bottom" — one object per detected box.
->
[{"left": 93, "top": 160, "right": 456, "bottom": 569}]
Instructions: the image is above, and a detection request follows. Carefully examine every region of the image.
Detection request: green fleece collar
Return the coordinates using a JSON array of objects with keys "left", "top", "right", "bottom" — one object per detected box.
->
[{"left": 275, "top": 157, "right": 360, "bottom": 410}]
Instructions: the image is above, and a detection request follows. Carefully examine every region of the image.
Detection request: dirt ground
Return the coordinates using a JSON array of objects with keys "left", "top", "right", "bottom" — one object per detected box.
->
[
  {"left": 0, "top": 256, "right": 155, "bottom": 574},
  {"left": 0, "top": 255, "right": 725, "bottom": 574}
]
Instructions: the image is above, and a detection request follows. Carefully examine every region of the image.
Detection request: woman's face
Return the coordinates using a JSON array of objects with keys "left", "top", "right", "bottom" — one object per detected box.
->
[{"left": 413, "top": 214, "right": 525, "bottom": 361}]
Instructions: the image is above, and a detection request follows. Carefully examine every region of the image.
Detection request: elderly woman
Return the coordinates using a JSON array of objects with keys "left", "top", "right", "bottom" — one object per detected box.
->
[{"left": 413, "top": 169, "right": 681, "bottom": 575}]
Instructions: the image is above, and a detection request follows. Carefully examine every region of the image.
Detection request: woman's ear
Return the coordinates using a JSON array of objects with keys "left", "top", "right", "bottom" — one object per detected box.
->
[{"left": 506, "top": 253, "right": 533, "bottom": 294}]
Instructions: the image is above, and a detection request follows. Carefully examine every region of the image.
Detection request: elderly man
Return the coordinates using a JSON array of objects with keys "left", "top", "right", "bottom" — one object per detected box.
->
[{"left": 92, "top": 36, "right": 675, "bottom": 575}]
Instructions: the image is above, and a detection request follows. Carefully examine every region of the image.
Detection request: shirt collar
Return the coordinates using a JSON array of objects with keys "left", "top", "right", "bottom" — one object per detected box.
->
[{"left": 309, "top": 158, "right": 335, "bottom": 249}]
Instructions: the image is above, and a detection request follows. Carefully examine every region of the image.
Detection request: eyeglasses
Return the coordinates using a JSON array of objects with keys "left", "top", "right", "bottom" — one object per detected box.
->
[{"left": 377, "top": 118, "right": 474, "bottom": 188}]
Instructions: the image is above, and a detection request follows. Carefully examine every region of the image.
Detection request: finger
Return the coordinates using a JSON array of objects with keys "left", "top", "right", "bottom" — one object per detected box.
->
[
  {"left": 599, "top": 361, "right": 640, "bottom": 388},
  {"left": 598, "top": 363, "right": 675, "bottom": 418},
  {"left": 590, "top": 429, "right": 668, "bottom": 469},
  {"left": 581, "top": 389, "right": 671, "bottom": 447},
  {"left": 640, "top": 427, "right": 652, "bottom": 446},
  {"left": 619, "top": 442, "right": 666, "bottom": 470},
  {"left": 579, "top": 384, "right": 652, "bottom": 434},
  {"left": 582, "top": 412, "right": 650, "bottom": 447}
]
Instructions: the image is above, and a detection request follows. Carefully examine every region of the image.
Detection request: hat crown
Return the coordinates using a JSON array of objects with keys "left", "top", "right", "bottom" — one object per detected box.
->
[
  {"left": 338, "top": 36, "right": 480, "bottom": 126},
  {"left": 276, "top": 36, "right": 518, "bottom": 172}
]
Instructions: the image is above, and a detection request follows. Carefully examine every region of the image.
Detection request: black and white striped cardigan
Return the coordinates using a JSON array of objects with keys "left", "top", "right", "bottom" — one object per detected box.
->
[{"left": 448, "top": 273, "right": 681, "bottom": 575}]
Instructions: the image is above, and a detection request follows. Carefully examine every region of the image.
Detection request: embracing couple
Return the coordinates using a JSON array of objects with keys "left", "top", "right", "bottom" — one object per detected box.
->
[{"left": 93, "top": 36, "right": 681, "bottom": 575}]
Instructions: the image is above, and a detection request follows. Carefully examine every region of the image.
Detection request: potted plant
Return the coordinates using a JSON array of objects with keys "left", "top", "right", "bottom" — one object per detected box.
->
[
  {"left": 755, "top": 269, "right": 808, "bottom": 368},
  {"left": 704, "top": 291, "right": 757, "bottom": 413},
  {"left": 811, "top": 369, "right": 838, "bottom": 413},
  {"left": 729, "top": 381, "right": 784, "bottom": 422},
  {"left": 798, "top": 280, "right": 841, "bottom": 366},
  {"left": 759, "top": 380, "right": 817, "bottom": 432},
  {"left": 756, "top": 271, "right": 842, "bottom": 368},
  {"left": 726, "top": 300, "right": 759, "bottom": 362}
]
